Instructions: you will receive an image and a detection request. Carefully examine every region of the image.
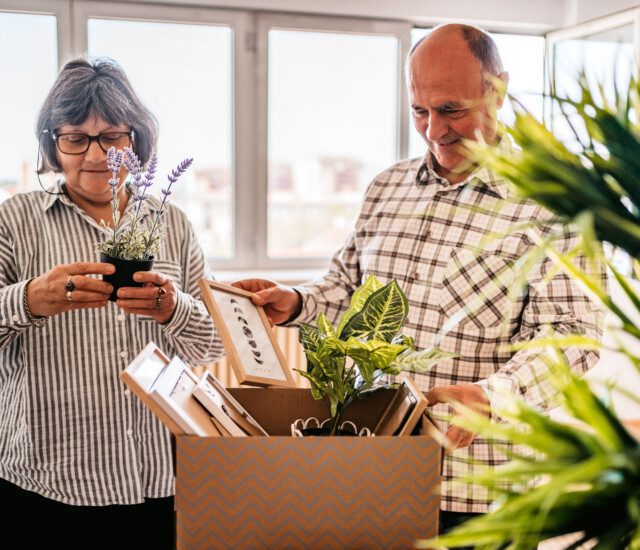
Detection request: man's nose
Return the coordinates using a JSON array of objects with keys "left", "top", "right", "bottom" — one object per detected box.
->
[{"left": 426, "top": 112, "right": 448, "bottom": 143}]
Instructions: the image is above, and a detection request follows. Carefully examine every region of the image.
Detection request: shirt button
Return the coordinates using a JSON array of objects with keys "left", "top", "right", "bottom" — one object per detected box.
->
[
  {"left": 124, "top": 389, "right": 130, "bottom": 397},
  {"left": 117, "top": 314, "right": 125, "bottom": 322},
  {"left": 120, "top": 350, "right": 128, "bottom": 359},
  {"left": 127, "top": 429, "right": 133, "bottom": 436},
  {"left": 12, "top": 314, "right": 19, "bottom": 322},
  {"left": 413, "top": 272, "right": 421, "bottom": 281},
  {"left": 425, "top": 230, "right": 431, "bottom": 238}
]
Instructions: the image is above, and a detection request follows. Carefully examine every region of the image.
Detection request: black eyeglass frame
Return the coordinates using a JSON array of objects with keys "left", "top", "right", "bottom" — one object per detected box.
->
[{"left": 51, "top": 129, "right": 135, "bottom": 155}]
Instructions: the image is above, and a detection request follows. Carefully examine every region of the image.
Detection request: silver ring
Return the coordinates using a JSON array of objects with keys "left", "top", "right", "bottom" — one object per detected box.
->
[
  {"left": 66, "top": 290, "right": 73, "bottom": 302},
  {"left": 153, "top": 297, "right": 162, "bottom": 310}
]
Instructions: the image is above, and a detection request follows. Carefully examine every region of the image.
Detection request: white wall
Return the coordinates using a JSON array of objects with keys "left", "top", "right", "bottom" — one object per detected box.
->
[
  {"left": 552, "top": 273, "right": 640, "bottom": 422},
  {"left": 98, "top": 0, "right": 630, "bottom": 33}
]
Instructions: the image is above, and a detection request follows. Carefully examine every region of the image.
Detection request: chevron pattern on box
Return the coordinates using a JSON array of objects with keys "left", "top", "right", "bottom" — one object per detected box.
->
[{"left": 176, "top": 435, "right": 440, "bottom": 550}]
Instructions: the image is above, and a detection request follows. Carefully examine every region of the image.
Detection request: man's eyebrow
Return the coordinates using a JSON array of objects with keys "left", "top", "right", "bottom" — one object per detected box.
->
[{"left": 436, "top": 101, "right": 463, "bottom": 110}]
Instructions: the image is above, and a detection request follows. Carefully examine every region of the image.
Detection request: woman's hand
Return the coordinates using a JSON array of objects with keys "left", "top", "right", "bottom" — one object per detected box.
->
[
  {"left": 26, "top": 262, "right": 115, "bottom": 317},
  {"left": 115, "top": 270, "right": 177, "bottom": 324}
]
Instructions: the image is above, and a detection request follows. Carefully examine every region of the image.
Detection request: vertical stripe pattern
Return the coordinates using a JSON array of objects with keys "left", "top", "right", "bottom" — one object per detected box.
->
[{"left": 0, "top": 183, "right": 223, "bottom": 506}]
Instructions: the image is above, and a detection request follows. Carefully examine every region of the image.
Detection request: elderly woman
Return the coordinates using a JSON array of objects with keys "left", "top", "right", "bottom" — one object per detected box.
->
[{"left": 0, "top": 58, "right": 222, "bottom": 549}]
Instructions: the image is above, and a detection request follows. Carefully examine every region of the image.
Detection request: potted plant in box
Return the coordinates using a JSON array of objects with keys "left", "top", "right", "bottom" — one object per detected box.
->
[
  {"left": 96, "top": 146, "right": 192, "bottom": 300},
  {"left": 295, "top": 274, "right": 455, "bottom": 436}
]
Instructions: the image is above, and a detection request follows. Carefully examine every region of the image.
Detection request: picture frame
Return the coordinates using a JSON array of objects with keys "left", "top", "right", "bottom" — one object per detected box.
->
[
  {"left": 373, "top": 377, "right": 428, "bottom": 436},
  {"left": 193, "top": 372, "right": 269, "bottom": 437},
  {"left": 198, "top": 279, "right": 296, "bottom": 387},
  {"left": 121, "top": 342, "right": 220, "bottom": 437}
]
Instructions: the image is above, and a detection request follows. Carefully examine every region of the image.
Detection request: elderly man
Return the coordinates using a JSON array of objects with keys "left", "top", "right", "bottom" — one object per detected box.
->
[{"left": 236, "top": 23, "right": 604, "bottom": 532}]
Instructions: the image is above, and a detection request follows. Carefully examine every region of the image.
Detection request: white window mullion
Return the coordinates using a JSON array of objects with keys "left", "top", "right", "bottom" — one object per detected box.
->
[{"left": 231, "top": 14, "right": 259, "bottom": 269}]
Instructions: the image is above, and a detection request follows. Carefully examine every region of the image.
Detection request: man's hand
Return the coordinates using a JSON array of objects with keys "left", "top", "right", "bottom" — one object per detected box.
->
[
  {"left": 232, "top": 278, "right": 301, "bottom": 325},
  {"left": 426, "top": 384, "right": 490, "bottom": 452}
]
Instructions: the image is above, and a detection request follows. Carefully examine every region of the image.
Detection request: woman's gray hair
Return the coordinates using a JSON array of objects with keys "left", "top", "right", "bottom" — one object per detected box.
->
[{"left": 36, "top": 57, "right": 158, "bottom": 173}]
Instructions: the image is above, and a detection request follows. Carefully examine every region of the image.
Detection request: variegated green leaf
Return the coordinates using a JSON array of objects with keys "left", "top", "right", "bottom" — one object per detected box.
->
[
  {"left": 343, "top": 338, "right": 408, "bottom": 382},
  {"left": 388, "top": 347, "right": 457, "bottom": 373},
  {"left": 298, "top": 322, "right": 322, "bottom": 352},
  {"left": 316, "top": 313, "right": 337, "bottom": 337},
  {"left": 340, "top": 280, "right": 409, "bottom": 342},
  {"left": 336, "top": 274, "right": 383, "bottom": 336}
]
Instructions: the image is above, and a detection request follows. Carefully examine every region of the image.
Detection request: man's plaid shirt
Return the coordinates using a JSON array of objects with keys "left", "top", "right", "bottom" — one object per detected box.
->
[{"left": 294, "top": 138, "right": 606, "bottom": 513}]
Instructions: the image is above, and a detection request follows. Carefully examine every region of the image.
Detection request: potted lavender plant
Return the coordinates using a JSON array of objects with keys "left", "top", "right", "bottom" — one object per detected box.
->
[{"left": 96, "top": 146, "right": 192, "bottom": 301}]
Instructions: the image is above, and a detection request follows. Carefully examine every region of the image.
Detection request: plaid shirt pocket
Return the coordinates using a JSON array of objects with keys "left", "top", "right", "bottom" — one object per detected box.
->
[{"left": 438, "top": 243, "right": 522, "bottom": 332}]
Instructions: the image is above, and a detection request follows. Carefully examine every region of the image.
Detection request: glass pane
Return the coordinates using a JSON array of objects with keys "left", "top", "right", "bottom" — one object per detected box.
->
[
  {"left": 408, "top": 29, "right": 544, "bottom": 159},
  {"left": 268, "top": 30, "right": 399, "bottom": 258},
  {"left": 0, "top": 12, "right": 58, "bottom": 202},
  {"left": 88, "top": 19, "right": 233, "bottom": 258},
  {"left": 551, "top": 23, "right": 634, "bottom": 144},
  {"left": 551, "top": 23, "right": 635, "bottom": 277}
]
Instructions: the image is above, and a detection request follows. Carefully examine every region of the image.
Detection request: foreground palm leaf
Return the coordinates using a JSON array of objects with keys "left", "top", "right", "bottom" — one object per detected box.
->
[{"left": 417, "top": 72, "right": 640, "bottom": 548}]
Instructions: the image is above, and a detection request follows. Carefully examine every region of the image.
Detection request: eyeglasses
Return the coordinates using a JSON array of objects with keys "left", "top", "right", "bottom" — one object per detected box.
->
[{"left": 52, "top": 130, "right": 135, "bottom": 155}]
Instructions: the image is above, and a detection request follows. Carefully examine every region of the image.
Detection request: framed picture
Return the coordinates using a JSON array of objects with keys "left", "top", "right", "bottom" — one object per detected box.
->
[
  {"left": 193, "top": 372, "right": 269, "bottom": 437},
  {"left": 199, "top": 279, "right": 296, "bottom": 387},
  {"left": 373, "top": 377, "right": 428, "bottom": 436},
  {"left": 121, "top": 342, "right": 220, "bottom": 437}
]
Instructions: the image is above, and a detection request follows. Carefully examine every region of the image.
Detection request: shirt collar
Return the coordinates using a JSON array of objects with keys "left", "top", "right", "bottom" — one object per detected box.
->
[{"left": 414, "top": 130, "right": 512, "bottom": 200}]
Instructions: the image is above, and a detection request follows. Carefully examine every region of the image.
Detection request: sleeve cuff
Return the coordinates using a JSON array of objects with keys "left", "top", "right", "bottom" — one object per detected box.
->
[
  {"left": 475, "top": 374, "right": 521, "bottom": 423},
  {"left": 160, "top": 289, "right": 192, "bottom": 337},
  {"left": 280, "top": 285, "right": 318, "bottom": 326},
  {"left": 0, "top": 280, "right": 33, "bottom": 330}
]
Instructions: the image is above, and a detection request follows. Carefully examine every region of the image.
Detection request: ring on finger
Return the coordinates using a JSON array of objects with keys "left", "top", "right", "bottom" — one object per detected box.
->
[
  {"left": 153, "top": 297, "right": 162, "bottom": 310},
  {"left": 66, "top": 290, "right": 73, "bottom": 302},
  {"left": 65, "top": 276, "right": 75, "bottom": 293},
  {"left": 157, "top": 286, "right": 166, "bottom": 298}
]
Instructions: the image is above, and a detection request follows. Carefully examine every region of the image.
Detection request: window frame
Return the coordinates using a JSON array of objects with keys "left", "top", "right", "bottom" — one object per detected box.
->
[
  {"left": 0, "top": 0, "right": 72, "bottom": 63},
  {"left": 254, "top": 12, "right": 411, "bottom": 269},
  {"left": 544, "top": 7, "right": 640, "bottom": 123}
]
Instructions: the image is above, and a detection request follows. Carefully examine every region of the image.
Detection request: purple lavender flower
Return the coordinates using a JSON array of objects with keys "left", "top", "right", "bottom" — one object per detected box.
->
[
  {"left": 140, "top": 157, "right": 193, "bottom": 258},
  {"left": 167, "top": 158, "right": 194, "bottom": 184},
  {"left": 141, "top": 154, "right": 158, "bottom": 189},
  {"left": 123, "top": 147, "right": 143, "bottom": 188}
]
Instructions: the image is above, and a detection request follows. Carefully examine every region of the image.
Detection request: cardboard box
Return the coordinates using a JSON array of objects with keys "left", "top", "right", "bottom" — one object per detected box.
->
[{"left": 175, "top": 387, "right": 441, "bottom": 550}]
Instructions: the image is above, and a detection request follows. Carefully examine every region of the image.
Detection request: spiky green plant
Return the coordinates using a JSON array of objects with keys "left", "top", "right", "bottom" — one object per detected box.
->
[{"left": 418, "top": 72, "right": 640, "bottom": 549}]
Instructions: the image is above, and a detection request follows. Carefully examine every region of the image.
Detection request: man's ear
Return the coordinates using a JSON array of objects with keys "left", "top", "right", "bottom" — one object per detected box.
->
[{"left": 495, "top": 71, "right": 509, "bottom": 108}]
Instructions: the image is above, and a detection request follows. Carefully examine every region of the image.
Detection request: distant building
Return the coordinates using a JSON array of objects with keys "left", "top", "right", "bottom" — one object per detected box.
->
[{"left": 193, "top": 166, "right": 232, "bottom": 194}]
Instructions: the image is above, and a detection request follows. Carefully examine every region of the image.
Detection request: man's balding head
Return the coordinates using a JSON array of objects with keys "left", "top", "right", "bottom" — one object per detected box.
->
[{"left": 409, "top": 24, "right": 504, "bottom": 83}]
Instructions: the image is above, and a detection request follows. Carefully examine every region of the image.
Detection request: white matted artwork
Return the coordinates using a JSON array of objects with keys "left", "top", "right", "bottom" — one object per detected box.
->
[
  {"left": 121, "top": 342, "right": 220, "bottom": 437},
  {"left": 193, "top": 372, "right": 269, "bottom": 436},
  {"left": 199, "top": 279, "right": 295, "bottom": 387}
]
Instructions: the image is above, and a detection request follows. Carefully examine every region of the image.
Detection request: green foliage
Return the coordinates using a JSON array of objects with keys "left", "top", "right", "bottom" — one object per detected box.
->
[
  {"left": 96, "top": 215, "right": 166, "bottom": 261},
  {"left": 297, "top": 275, "right": 455, "bottom": 435},
  {"left": 417, "top": 72, "right": 640, "bottom": 548}
]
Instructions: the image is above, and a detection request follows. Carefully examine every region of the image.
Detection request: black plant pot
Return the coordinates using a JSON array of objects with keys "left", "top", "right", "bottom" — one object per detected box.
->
[{"left": 100, "top": 252, "right": 155, "bottom": 302}]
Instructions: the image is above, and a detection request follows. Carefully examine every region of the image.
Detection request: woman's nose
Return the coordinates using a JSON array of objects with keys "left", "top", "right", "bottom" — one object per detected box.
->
[{"left": 84, "top": 140, "right": 106, "bottom": 163}]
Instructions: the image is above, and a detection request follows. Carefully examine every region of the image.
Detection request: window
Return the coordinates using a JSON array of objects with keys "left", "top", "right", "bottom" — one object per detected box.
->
[
  {"left": 408, "top": 28, "right": 544, "bottom": 159},
  {"left": 87, "top": 18, "right": 235, "bottom": 258},
  {"left": 3, "top": 2, "right": 547, "bottom": 271},
  {"left": 266, "top": 29, "right": 399, "bottom": 258},
  {"left": 0, "top": 11, "right": 58, "bottom": 202}
]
